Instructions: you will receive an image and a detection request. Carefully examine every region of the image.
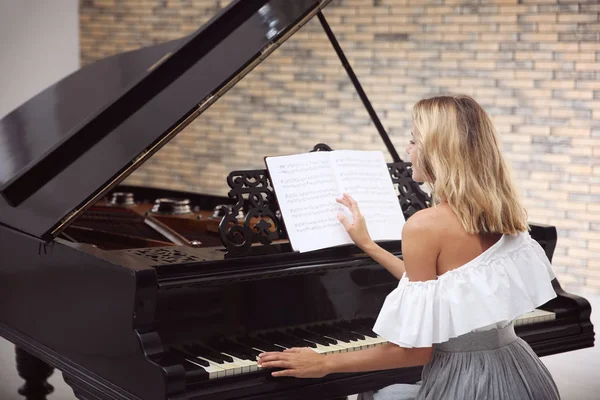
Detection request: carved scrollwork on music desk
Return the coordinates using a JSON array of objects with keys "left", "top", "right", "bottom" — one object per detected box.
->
[
  {"left": 219, "top": 170, "right": 286, "bottom": 257},
  {"left": 310, "top": 143, "right": 333, "bottom": 152},
  {"left": 387, "top": 162, "right": 431, "bottom": 219}
]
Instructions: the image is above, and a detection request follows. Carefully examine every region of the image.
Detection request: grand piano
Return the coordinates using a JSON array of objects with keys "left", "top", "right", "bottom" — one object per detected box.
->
[{"left": 0, "top": 1, "right": 594, "bottom": 399}]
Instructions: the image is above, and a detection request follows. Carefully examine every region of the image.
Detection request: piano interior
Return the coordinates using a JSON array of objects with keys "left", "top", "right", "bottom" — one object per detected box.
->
[{"left": 0, "top": 1, "right": 594, "bottom": 400}]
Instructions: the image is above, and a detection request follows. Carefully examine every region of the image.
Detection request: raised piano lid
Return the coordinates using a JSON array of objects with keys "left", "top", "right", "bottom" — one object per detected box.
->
[{"left": 0, "top": 0, "right": 331, "bottom": 241}]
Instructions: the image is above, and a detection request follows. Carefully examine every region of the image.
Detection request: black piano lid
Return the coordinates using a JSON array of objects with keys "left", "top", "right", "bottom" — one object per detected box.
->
[{"left": 0, "top": 0, "right": 331, "bottom": 241}]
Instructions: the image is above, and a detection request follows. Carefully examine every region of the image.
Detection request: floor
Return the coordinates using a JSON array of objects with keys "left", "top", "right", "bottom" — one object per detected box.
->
[{"left": 1, "top": 295, "right": 599, "bottom": 400}]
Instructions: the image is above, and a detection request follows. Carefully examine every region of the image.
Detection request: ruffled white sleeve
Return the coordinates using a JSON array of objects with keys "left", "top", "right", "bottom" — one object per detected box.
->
[{"left": 372, "top": 232, "right": 557, "bottom": 348}]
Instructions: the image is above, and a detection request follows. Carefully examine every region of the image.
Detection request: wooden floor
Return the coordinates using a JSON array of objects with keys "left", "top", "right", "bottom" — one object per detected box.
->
[{"left": 1, "top": 295, "right": 598, "bottom": 400}]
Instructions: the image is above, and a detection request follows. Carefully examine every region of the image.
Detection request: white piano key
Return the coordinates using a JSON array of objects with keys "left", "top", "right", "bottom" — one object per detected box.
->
[
  {"left": 321, "top": 335, "right": 354, "bottom": 352},
  {"left": 307, "top": 340, "right": 345, "bottom": 354},
  {"left": 309, "top": 343, "right": 332, "bottom": 354},
  {"left": 222, "top": 352, "right": 258, "bottom": 373},
  {"left": 516, "top": 309, "right": 556, "bottom": 326},
  {"left": 217, "top": 355, "right": 246, "bottom": 376},
  {"left": 189, "top": 356, "right": 227, "bottom": 379}
]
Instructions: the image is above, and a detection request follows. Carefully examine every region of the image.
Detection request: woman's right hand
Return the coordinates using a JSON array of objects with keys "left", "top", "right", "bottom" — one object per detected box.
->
[{"left": 336, "top": 193, "right": 373, "bottom": 250}]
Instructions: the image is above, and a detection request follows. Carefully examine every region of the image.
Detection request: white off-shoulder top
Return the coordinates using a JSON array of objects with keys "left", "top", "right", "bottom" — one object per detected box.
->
[{"left": 373, "top": 231, "right": 557, "bottom": 348}]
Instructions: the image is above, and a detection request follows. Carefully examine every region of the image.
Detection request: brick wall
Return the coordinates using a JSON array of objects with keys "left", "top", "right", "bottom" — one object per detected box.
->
[{"left": 80, "top": 0, "right": 600, "bottom": 295}]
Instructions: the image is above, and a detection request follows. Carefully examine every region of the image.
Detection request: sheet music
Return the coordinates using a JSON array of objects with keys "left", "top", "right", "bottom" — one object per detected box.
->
[
  {"left": 331, "top": 150, "right": 405, "bottom": 242},
  {"left": 266, "top": 152, "right": 352, "bottom": 252},
  {"left": 266, "top": 150, "right": 405, "bottom": 253}
]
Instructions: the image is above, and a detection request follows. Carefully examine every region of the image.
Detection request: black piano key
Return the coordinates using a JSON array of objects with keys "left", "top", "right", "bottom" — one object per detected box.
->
[
  {"left": 237, "top": 336, "right": 282, "bottom": 352},
  {"left": 183, "top": 344, "right": 222, "bottom": 364},
  {"left": 182, "top": 359, "right": 209, "bottom": 383},
  {"left": 348, "top": 323, "right": 377, "bottom": 338},
  {"left": 185, "top": 344, "right": 233, "bottom": 364},
  {"left": 304, "top": 326, "right": 334, "bottom": 342},
  {"left": 221, "top": 339, "right": 260, "bottom": 361},
  {"left": 331, "top": 322, "right": 366, "bottom": 340},
  {"left": 332, "top": 327, "right": 364, "bottom": 341},
  {"left": 259, "top": 332, "right": 296, "bottom": 349},
  {"left": 209, "top": 340, "right": 253, "bottom": 361},
  {"left": 170, "top": 348, "right": 210, "bottom": 367},
  {"left": 331, "top": 325, "right": 361, "bottom": 341},
  {"left": 291, "top": 328, "right": 337, "bottom": 345},
  {"left": 225, "top": 339, "right": 262, "bottom": 359},
  {"left": 200, "top": 344, "right": 235, "bottom": 363},
  {"left": 340, "top": 322, "right": 373, "bottom": 337},
  {"left": 349, "top": 320, "right": 379, "bottom": 338},
  {"left": 308, "top": 325, "right": 354, "bottom": 343},
  {"left": 279, "top": 331, "right": 317, "bottom": 348},
  {"left": 358, "top": 317, "right": 377, "bottom": 327},
  {"left": 166, "top": 349, "right": 210, "bottom": 383},
  {"left": 219, "top": 348, "right": 248, "bottom": 362}
]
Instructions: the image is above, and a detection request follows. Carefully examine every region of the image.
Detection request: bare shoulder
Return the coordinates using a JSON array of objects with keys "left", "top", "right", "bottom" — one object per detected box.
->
[
  {"left": 401, "top": 207, "right": 447, "bottom": 281},
  {"left": 402, "top": 204, "right": 453, "bottom": 241}
]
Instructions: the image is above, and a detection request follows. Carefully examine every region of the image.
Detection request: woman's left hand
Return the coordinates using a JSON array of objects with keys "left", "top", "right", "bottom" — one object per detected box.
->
[{"left": 257, "top": 347, "right": 329, "bottom": 378}]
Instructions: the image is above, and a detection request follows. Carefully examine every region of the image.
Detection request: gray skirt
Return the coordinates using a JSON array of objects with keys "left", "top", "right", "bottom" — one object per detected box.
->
[{"left": 359, "top": 324, "right": 560, "bottom": 400}]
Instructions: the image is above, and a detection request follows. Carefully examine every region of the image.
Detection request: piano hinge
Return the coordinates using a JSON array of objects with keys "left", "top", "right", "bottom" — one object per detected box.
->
[
  {"left": 147, "top": 52, "right": 172, "bottom": 72},
  {"left": 132, "top": 150, "right": 149, "bottom": 165},
  {"left": 198, "top": 95, "right": 215, "bottom": 112},
  {"left": 261, "top": 43, "right": 274, "bottom": 56},
  {"left": 55, "top": 209, "right": 79, "bottom": 234}
]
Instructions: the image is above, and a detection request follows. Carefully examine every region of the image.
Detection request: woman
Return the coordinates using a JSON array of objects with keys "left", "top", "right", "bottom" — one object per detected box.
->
[{"left": 257, "top": 95, "right": 560, "bottom": 399}]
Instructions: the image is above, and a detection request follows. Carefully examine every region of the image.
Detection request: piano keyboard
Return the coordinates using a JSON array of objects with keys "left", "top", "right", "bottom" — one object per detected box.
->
[
  {"left": 515, "top": 308, "right": 556, "bottom": 326},
  {"left": 174, "top": 309, "right": 556, "bottom": 381}
]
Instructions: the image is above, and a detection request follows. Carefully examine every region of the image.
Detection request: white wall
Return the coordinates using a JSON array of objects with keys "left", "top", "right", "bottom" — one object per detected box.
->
[{"left": 0, "top": 0, "right": 79, "bottom": 119}]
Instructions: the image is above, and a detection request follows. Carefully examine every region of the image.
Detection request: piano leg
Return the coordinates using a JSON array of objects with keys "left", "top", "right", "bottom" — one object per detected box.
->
[{"left": 15, "top": 346, "right": 54, "bottom": 400}]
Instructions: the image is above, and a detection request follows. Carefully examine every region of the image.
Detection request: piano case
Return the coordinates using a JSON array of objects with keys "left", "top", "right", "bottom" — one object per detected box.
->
[{"left": 0, "top": 1, "right": 594, "bottom": 399}]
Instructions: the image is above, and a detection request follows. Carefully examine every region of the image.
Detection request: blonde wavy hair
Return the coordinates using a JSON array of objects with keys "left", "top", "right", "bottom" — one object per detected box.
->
[{"left": 412, "top": 94, "right": 528, "bottom": 235}]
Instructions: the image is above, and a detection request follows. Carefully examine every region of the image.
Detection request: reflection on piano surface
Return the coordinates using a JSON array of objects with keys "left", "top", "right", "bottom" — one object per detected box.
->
[{"left": 0, "top": 1, "right": 594, "bottom": 400}]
